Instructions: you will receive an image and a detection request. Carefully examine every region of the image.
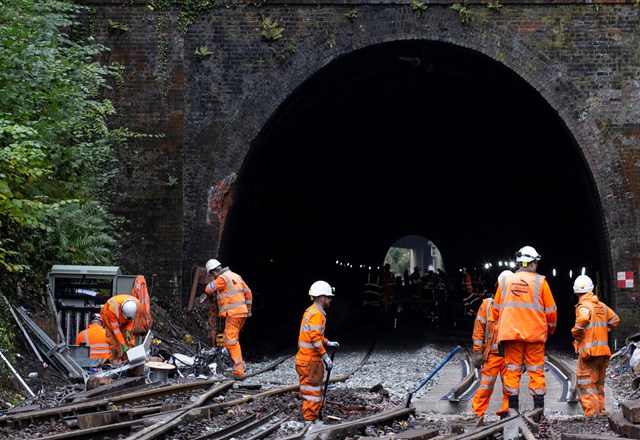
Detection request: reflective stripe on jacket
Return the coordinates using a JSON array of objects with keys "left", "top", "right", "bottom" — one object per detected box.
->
[
  {"left": 99, "top": 294, "right": 139, "bottom": 346},
  {"left": 493, "top": 271, "right": 557, "bottom": 343},
  {"left": 572, "top": 292, "right": 619, "bottom": 359},
  {"left": 473, "top": 298, "right": 499, "bottom": 359},
  {"left": 75, "top": 323, "right": 110, "bottom": 359},
  {"left": 205, "top": 268, "right": 252, "bottom": 318},
  {"left": 296, "top": 303, "right": 328, "bottom": 361}
]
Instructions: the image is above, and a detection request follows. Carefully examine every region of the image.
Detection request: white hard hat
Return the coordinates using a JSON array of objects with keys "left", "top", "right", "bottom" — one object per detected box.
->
[
  {"left": 309, "top": 280, "right": 334, "bottom": 297},
  {"left": 205, "top": 259, "right": 222, "bottom": 273},
  {"left": 90, "top": 313, "right": 103, "bottom": 324},
  {"left": 573, "top": 275, "right": 594, "bottom": 294},
  {"left": 122, "top": 299, "right": 138, "bottom": 319},
  {"left": 498, "top": 270, "right": 513, "bottom": 280},
  {"left": 515, "top": 246, "right": 541, "bottom": 263}
]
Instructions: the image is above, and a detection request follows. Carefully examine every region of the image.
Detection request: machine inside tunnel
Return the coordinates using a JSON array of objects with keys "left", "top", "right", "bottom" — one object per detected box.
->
[{"left": 217, "top": 40, "right": 606, "bottom": 353}]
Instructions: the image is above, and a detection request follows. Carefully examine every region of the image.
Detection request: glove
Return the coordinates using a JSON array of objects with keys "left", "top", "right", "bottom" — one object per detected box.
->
[
  {"left": 472, "top": 353, "right": 484, "bottom": 368},
  {"left": 326, "top": 341, "right": 340, "bottom": 348},
  {"left": 125, "top": 331, "right": 132, "bottom": 343},
  {"left": 121, "top": 344, "right": 129, "bottom": 354},
  {"left": 199, "top": 293, "right": 208, "bottom": 304},
  {"left": 321, "top": 353, "right": 333, "bottom": 370},
  {"left": 247, "top": 310, "right": 252, "bottom": 318}
]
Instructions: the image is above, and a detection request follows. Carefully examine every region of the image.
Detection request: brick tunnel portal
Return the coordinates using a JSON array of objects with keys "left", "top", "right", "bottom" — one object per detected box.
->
[{"left": 218, "top": 41, "right": 604, "bottom": 352}]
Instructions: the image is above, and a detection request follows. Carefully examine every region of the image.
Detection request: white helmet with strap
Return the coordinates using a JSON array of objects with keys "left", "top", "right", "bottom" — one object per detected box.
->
[
  {"left": 573, "top": 275, "right": 594, "bottom": 294},
  {"left": 309, "top": 280, "right": 334, "bottom": 297},
  {"left": 121, "top": 299, "right": 138, "bottom": 320},
  {"left": 205, "top": 259, "right": 222, "bottom": 273},
  {"left": 515, "top": 246, "right": 541, "bottom": 263}
]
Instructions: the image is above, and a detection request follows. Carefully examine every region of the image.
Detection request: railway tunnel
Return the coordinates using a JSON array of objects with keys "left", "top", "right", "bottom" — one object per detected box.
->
[{"left": 215, "top": 40, "right": 605, "bottom": 355}]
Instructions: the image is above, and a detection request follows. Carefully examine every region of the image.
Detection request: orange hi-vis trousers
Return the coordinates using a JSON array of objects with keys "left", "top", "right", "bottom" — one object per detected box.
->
[
  {"left": 471, "top": 353, "right": 509, "bottom": 417},
  {"left": 224, "top": 316, "right": 246, "bottom": 377},
  {"left": 502, "top": 341, "right": 546, "bottom": 397},
  {"left": 295, "top": 357, "right": 325, "bottom": 421},
  {"left": 577, "top": 355, "right": 609, "bottom": 416}
]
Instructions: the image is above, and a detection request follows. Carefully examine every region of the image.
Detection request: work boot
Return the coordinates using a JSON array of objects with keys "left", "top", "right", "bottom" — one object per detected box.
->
[
  {"left": 533, "top": 396, "right": 544, "bottom": 409},
  {"left": 508, "top": 395, "right": 519, "bottom": 416}
]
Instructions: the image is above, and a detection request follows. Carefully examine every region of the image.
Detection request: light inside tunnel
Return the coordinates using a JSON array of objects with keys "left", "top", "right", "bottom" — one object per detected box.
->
[{"left": 220, "top": 39, "right": 607, "bottom": 351}]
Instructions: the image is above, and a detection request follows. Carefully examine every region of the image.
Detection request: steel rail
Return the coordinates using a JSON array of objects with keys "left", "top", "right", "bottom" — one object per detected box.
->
[
  {"left": 1, "top": 379, "right": 222, "bottom": 429},
  {"left": 446, "top": 350, "right": 576, "bottom": 406}
]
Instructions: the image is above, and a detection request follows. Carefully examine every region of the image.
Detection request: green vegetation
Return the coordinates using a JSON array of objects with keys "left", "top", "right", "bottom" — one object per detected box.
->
[
  {"left": 410, "top": 1, "right": 427, "bottom": 18},
  {"left": 195, "top": 45, "right": 214, "bottom": 58},
  {"left": 451, "top": 2, "right": 471, "bottom": 23},
  {"left": 0, "top": 0, "right": 136, "bottom": 295},
  {"left": 260, "top": 16, "right": 284, "bottom": 41},
  {"left": 384, "top": 247, "right": 411, "bottom": 275},
  {"left": 487, "top": 1, "right": 502, "bottom": 12},
  {"left": 344, "top": 10, "right": 358, "bottom": 21}
]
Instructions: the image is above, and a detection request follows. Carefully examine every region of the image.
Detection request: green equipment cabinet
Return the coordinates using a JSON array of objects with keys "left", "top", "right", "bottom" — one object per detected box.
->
[{"left": 47, "top": 265, "right": 138, "bottom": 345}]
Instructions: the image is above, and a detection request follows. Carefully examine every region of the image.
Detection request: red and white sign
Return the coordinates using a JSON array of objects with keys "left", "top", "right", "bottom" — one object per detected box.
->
[{"left": 617, "top": 271, "right": 634, "bottom": 288}]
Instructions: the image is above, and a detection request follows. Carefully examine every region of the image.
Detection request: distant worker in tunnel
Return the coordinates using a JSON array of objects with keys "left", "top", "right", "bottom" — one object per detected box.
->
[
  {"left": 410, "top": 266, "right": 422, "bottom": 297},
  {"left": 205, "top": 258, "right": 253, "bottom": 379},
  {"left": 470, "top": 270, "right": 513, "bottom": 420},
  {"left": 295, "top": 280, "right": 340, "bottom": 421},
  {"left": 379, "top": 263, "right": 395, "bottom": 313},
  {"left": 571, "top": 274, "right": 619, "bottom": 417},
  {"left": 493, "top": 246, "right": 557, "bottom": 414},
  {"left": 460, "top": 266, "right": 473, "bottom": 295}
]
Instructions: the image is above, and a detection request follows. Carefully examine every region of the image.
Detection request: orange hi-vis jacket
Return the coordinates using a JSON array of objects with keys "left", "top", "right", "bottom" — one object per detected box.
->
[
  {"left": 205, "top": 268, "right": 252, "bottom": 318},
  {"left": 493, "top": 271, "right": 557, "bottom": 343},
  {"left": 100, "top": 294, "right": 140, "bottom": 346},
  {"left": 473, "top": 298, "right": 499, "bottom": 361},
  {"left": 296, "top": 303, "right": 329, "bottom": 361},
  {"left": 572, "top": 292, "right": 619, "bottom": 360},
  {"left": 131, "top": 275, "right": 152, "bottom": 334},
  {"left": 75, "top": 323, "right": 109, "bottom": 359}
]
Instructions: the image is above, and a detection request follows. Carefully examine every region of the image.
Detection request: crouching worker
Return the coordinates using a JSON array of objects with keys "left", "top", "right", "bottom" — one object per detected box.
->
[
  {"left": 75, "top": 314, "right": 109, "bottom": 360},
  {"left": 100, "top": 294, "right": 140, "bottom": 363},
  {"left": 295, "top": 281, "right": 340, "bottom": 421},
  {"left": 571, "top": 275, "right": 619, "bottom": 417}
]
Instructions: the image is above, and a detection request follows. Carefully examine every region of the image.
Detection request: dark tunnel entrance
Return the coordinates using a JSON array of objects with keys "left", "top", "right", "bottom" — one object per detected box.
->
[{"left": 220, "top": 40, "right": 606, "bottom": 356}]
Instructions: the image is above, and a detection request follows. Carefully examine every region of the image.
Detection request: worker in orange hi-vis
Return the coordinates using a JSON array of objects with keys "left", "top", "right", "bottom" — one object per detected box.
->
[
  {"left": 100, "top": 294, "right": 140, "bottom": 363},
  {"left": 204, "top": 258, "right": 252, "bottom": 379},
  {"left": 470, "top": 270, "right": 513, "bottom": 421},
  {"left": 493, "top": 245, "right": 557, "bottom": 415},
  {"left": 461, "top": 267, "right": 473, "bottom": 294},
  {"left": 571, "top": 274, "right": 619, "bottom": 417},
  {"left": 131, "top": 275, "right": 152, "bottom": 340},
  {"left": 295, "top": 280, "right": 340, "bottom": 421},
  {"left": 75, "top": 314, "right": 109, "bottom": 360}
]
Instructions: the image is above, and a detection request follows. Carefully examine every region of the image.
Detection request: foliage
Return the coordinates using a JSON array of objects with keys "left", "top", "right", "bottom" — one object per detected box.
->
[
  {"left": 194, "top": 45, "right": 213, "bottom": 58},
  {"left": 384, "top": 247, "right": 411, "bottom": 275},
  {"left": 260, "top": 16, "right": 284, "bottom": 41},
  {"left": 40, "top": 201, "right": 121, "bottom": 266},
  {"left": 487, "top": 1, "right": 502, "bottom": 12},
  {"left": 108, "top": 19, "right": 129, "bottom": 32},
  {"left": 451, "top": 2, "right": 471, "bottom": 23},
  {"left": 0, "top": 0, "right": 134, "bottom": 287},
  {"left": 344, "top": 10, "right": 358, "bottom": 21},
  {"left": 410, "top": 1, "right": 427, "bottom": 18}
]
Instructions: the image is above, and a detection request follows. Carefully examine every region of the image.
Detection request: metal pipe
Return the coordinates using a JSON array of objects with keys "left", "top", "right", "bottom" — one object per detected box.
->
[{"left": 0, "top": 350, "right": 35, "bottom": 397}]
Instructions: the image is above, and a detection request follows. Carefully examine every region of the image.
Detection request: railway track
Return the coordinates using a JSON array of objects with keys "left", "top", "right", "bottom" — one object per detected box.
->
[{"left": 0, "top": 343, "right": 578, "bottom": 440}]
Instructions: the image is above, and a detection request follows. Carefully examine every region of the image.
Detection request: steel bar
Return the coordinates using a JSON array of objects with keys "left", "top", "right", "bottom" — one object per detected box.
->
[
  {"left": 0, "top": 349, "right": 35, "bottom": 397},
  {"left": 2, "top": 296, "right": 44, "bottom": 364}
]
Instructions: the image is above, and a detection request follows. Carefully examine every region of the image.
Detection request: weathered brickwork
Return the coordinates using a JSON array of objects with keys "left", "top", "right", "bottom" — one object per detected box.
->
[{"left": 83, "top": 1, "right": 640, "bottom": 335}]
